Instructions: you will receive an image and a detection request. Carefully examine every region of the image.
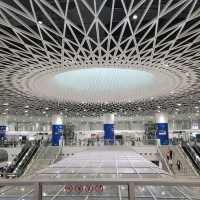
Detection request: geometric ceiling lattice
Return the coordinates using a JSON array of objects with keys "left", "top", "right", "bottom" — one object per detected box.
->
[{"left": 0, "top": 0, "right": 200, "bottom": 117}]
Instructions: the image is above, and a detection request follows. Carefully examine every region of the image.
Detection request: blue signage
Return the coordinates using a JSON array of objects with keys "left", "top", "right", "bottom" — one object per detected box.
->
[
  {"left": 0, "top": 126, "right": 6, "bottom": 140},
  {"left": 104, "top": 124, "right": 114, "bottom": 144},
  {"left": 51, "top": 125, "right": 64, "bottom": 146},
  {"left": 155, "top": 123, "right": 169, "bottom": 145}
]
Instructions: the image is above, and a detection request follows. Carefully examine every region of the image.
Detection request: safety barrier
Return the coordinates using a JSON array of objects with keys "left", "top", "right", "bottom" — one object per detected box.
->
[{"left": 0, "top": 178, "right": 200, "bottom": 200}]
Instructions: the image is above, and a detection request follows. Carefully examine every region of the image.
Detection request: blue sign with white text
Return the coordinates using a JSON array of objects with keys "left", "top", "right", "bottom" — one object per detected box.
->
[
  {"left": 0, "top": 126, "right": 6, "bottom": 140},
  {"left": 104, "top": 124, "right": 114, "bottom": 144},
  {"left": 51, "top": 125, "right": 64, "bottom": 146},
  {"left": 155, "top": 123, "right": 169, "bottom": 145}
]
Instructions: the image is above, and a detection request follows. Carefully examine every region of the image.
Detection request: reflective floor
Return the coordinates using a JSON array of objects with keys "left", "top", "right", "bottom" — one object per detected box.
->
[{"left": 0, "top": 146, "right": 199, "bottom": 199}]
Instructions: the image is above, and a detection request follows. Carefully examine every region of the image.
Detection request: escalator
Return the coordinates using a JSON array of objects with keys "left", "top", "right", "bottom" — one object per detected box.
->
[
  {"left": 4, "top": 142, "right": 40, "bottom": 177},
  {"left": 4, "top": 143, "right": 31, "bottom": 175},
  {"left": 13, "top": 144, "right": 39, "bottom": 177},
  {"left": 182, "top": 142, "right": 200, "bottom": 174},
  {"left": 193, "top": 144, "right": 200, "bottom": 157}
]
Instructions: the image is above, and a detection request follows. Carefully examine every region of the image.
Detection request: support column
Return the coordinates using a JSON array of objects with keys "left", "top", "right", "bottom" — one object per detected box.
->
[
  {"left": 155, "top": 113, "right": 169, "bottom": 145},
  {"left": 103, "top": 113, "right": 115, "bottom": 144},
  {"left": 51, "top": 115, "right": 64, "bottom": 146}
]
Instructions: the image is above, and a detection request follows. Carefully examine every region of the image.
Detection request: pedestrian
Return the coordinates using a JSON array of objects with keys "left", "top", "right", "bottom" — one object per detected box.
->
[
  {"left": 169, "top": 158, "right": 173, "bottom": 170},
  {"left": 169, "top": 149, "right": 173, "bottom": 160},
  {"left": 166, "top": 151, "right": 170, "bottom": 162},
  {"left": 176, "top": 160, "right": 182, "bottom": 171}
]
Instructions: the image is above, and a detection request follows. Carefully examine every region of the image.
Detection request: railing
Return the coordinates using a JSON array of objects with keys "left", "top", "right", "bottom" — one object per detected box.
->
[
  {"left": 0, "top": 178, "right": 200, "bottom": 200},
  {"left": 68, "top": 139, "right": 158, "bottom": 147}
]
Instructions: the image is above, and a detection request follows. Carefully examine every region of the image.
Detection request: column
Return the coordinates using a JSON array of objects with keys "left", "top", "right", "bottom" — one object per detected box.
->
[
  {"left": 155, "top": 113, "right": 169, "bottom": 145},
  {"left": 103, "top": 113, "right": 115, "bottom": 144},
  {"left": 51, "top": 115, "right": 64, "bottom": 146}
]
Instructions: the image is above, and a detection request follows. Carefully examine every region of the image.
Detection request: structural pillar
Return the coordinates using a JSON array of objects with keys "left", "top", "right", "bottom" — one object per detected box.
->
[
  {"left": 155, "top": 113, "right": 169, "bottom": 145},
  {"left": 51, "top": 115, "right": 64, "bottom": 146},
  {"left": 103, "top": 113, "right": 115, "bottom": 144}
]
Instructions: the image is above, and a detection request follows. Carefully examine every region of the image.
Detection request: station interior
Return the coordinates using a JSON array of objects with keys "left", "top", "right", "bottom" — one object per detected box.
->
[{"left": 0, "top": 0, "right": 199, "bottom": 199}]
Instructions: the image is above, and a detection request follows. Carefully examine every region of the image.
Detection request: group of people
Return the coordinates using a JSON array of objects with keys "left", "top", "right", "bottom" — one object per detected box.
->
[{"left": 166, "top": 149, "right": 182, "bottom": 171}]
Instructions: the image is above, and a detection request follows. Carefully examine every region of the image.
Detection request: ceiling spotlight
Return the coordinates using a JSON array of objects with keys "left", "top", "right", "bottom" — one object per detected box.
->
[
  {"left": 150, "top": 97, "right": 154, "bottom": 100},
  {"left": 177, "top": 103, "right": 181, "bottom": 106},
  {"left": 25, "top": 105, "right": 29, "bottom": 108},
  {"left": 195, "top": 106, "right": 199, "bottom": 109},
  {"left": 38, "top": 21, "right": 43, "bottom": 24},
  {"left": 3, "top": 103, "right": 8, "bottom": 106},
  {"left": 175, "top": 108, "right": 179, "bottom": 111},
  {"left": 5, "top": 108, "right": 8, "bottom": 111},
  {"left": 42, "top": 111, "right": 46, "bottom": 114},
  {"left": 24, "top": 110, "right": 28, "bottom": 113},
  {"left": 133, "top": 14, "right": 138, "bottom": 20},
  {"left": 45, "top": 107, "right": 49, "bottom": 110}
]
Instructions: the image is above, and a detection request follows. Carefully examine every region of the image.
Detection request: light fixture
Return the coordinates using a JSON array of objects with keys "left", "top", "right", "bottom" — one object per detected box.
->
[
  {"left": 3, "top": 103, "right": 8, "bottom": 106},
  {"left": 38, "top": 21, "right": 43, "bottom": 24},
  {"left": 45, "top": 107, "right": 49, "bottom": 110},
  {"left": 195, "top": 106, "right": 199, "bottom": 109},
  {"left": 133, "top": 14, "right": 138, "bottom": 20},
  {"left": 25, "top": 105, "right": 29, "bottom": 108},
  {"left": 177, "top": 103, "right": 181, "bottom": 106},
  {"left": 24, "top": 110, "right": 28, "bottom": 113}
]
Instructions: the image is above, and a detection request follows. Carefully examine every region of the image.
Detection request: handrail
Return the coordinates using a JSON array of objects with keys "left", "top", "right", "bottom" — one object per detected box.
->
[
  {"left": 0, "top": 178, "right": 200, "bottom": 200},
  {"left": 157, "top": 145, "right": 173, "bottom": 176}
]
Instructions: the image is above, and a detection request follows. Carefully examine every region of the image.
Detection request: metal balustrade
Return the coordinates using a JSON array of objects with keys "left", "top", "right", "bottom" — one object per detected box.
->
[{"left": 0, "top": 178, "right": 200, "bottom": 200}]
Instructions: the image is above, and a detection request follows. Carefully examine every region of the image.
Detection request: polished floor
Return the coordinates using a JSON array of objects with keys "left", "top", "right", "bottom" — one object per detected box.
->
[{"left": 0, "top": 146, "right": 199, "bottom": 199}]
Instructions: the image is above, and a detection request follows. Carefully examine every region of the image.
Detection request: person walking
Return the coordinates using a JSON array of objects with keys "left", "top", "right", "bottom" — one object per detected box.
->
[
  {"left": 176, "top": 160, "right": 182, "bottom": 171},
  {"left": 169, "top": 158, "right": 173, "bottom": 170},
  {"left": 166, "top": 151, "right": 170, "bottom": 162},
  {"left": 169, "top": 149, "right": 173, "bottom": 160}
]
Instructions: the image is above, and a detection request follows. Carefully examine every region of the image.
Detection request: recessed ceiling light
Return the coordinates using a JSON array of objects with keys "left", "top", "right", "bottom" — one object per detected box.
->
[
  {"left": 45, "top": 107, "right": 49, "bottom": 110},
  {"left": 38, "top": 21, "right": 43, "bottom": 24},
  {"left": 195, "top": 106, "right": 199, "bottom": 109},
  {"left": 177, "top": 103, "right": 181, "bottom": 106},
  {"left": 25, "top": 105, "right": 29, "bottom": 108},
  {"left": 175, "top": 108, "right": 179, "bottom": 111},
  {"left": 3, "top": 103, "right": 8, "bottom": 106},
  {"left": 24, "top": 110, "right": 28, "bottom": 113},
  {"left": 133, "top": 14, "right": 138, "bottom": 20}
]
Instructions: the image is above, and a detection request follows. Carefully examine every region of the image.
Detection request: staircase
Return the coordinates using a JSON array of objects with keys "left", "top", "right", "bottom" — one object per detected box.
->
[
  {"left": 24, "top": 146, "right": 61, "bottom": 176},
  {"left": 159, "top": 145, "right": 198, "bottom": 177}
]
